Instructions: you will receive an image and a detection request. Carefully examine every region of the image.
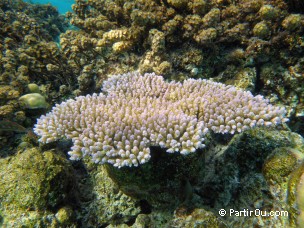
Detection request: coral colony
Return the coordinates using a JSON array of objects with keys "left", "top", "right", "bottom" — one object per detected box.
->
[{"left": 34, "top": 72, "right": 288, "bottom": 168}]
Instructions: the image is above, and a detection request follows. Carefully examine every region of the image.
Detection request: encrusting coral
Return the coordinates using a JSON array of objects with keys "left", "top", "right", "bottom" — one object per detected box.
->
[{"left": 34, "top": 72, "right": 288, "bottom": 168}]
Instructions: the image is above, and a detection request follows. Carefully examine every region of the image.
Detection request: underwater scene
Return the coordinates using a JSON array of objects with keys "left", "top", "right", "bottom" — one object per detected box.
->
[{"left": 0, "top": 0, "right": 304, "bottom": 227}]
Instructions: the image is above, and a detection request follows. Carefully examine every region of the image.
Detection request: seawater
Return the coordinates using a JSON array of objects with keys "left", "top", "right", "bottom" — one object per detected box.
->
[{"left": 25, "top": 0, "right": 75, "bottom": 14}]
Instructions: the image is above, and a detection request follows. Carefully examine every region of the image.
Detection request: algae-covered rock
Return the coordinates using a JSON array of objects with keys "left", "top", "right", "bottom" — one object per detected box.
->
[
  {"left": 263, "top": 147, "right": 303, "bottom": 185},
  {"left": 79, "top": 163, "right": 141, "bottom": 226},
  {"left": 19, "top": 93, "right": 48, "bottom": 109},
  {"left": 0, "top": 147, "right": 75, "bottom": 227},
  {"left": 105, "top": 147, "right": 205, "bottom": 209}
]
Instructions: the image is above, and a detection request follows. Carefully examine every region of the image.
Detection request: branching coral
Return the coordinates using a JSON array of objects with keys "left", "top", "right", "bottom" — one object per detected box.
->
[{"left": 34, "top": 72, "right": 288, "bottom": 168}]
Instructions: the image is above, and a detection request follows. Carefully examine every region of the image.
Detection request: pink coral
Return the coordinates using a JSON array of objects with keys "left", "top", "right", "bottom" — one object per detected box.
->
[{"left": 34, "top": 72, "right": 288, "bottom": 168}]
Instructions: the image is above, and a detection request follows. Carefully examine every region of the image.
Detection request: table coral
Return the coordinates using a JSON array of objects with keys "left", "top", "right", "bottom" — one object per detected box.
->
[{"left": 34, "top": 72, "right": 288, "bottom": 168}]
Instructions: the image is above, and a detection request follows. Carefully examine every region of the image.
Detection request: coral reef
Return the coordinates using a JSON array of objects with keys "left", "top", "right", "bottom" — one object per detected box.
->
[
  {"left": 58, "top": 0, "right": 304, "bottom": 135},
  {"left": 34, "top": 72, "right": 287, "bottom": 168},
  {"left": 0, "top": 0, "right": 75, "bottom": 122},
  {"left": 2, "top": 0, "right": 302, "bottom": 132},
  {"left": 0, "top": 0, "right": 303, "bottom": 227}
]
